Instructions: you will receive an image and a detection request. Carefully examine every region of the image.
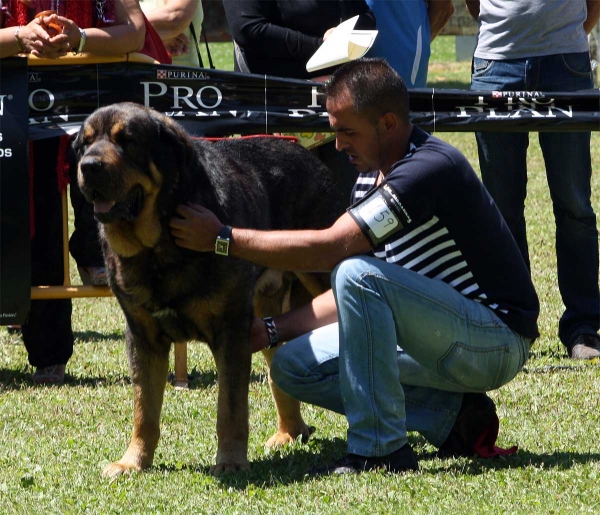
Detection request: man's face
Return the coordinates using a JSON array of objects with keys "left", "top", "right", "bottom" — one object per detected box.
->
[{"left": 327, "top": 93, "right": 383, "bottom": 174}]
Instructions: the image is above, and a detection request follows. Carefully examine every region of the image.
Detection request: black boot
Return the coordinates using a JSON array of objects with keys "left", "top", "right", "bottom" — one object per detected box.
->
[{"left": 308, "top": 443, "right": 419, "bottom": 476}]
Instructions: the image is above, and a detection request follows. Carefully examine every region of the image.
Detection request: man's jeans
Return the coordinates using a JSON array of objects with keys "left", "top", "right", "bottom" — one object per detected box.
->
[
  {"left": 471, "top": 52, "right": 600, "bottom": 346},
  {"left": 271, "top": 256, "right": 530, "bottom": 457}
]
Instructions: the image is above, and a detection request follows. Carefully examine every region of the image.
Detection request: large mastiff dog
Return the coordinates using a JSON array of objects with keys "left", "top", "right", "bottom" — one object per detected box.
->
[{"left": 73, "top": 102, "right": 345, "bottom": 476}]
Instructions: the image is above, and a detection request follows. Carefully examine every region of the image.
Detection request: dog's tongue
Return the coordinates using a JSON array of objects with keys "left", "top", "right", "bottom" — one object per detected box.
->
[{"left": 94, "top": 200, "right": 116, "bottom": 213}]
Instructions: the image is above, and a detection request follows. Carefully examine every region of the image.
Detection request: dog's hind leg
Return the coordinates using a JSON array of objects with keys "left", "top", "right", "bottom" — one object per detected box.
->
[
  {"left": 255, "top": 271, "right": 314, "bottom": 447},
  {"left": 103, "top": 322, "right": 170, "bottom": 479},
  {"left": 261, "top": 347, "right": 314, "bottom": 447},
  {"left": 294, "top": 272, "right": 331, "bottom": 298}
]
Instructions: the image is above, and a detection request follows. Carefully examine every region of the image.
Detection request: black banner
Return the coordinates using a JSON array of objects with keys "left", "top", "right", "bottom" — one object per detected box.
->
[
  {"left": 0, "top": 58, "right": 31, "bottom": 325},
  {"left": 1, "top": 58, "right": 599, "bottom": 325},
  {"left": 25, "top": 61, "right": 600, "bottom": 141}
]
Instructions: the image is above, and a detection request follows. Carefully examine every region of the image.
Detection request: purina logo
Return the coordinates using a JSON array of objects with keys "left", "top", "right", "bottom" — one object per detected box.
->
[
  {"left": 491, "top": 91, "right": 544, "bottom": 99},
  {"left": 157, "top": 69, "right": 209, "bottom": 80}
]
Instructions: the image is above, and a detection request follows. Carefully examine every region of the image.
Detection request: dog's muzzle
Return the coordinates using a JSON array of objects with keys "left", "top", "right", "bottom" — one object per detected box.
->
[
  {"left": 93, "top": 184, "right": 145, "bottom": 224},
  {"left": 79, "top": 155, "right": 144, "bottom": 224}
]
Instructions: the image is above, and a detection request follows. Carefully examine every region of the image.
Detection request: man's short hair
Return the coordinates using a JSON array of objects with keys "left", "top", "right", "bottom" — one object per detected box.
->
[{"left": 324, "top": 58, "right": 410, "bottom": 124}]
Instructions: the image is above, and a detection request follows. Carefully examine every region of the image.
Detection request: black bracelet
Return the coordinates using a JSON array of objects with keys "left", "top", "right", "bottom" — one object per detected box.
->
[{"left": 263, "top": 317, "right": 279, "bottom": 349}]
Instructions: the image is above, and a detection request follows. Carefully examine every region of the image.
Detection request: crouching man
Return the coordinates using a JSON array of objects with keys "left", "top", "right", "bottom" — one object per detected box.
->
[{"left": 170, "top": 58, "right": 539, "bottom": 475}]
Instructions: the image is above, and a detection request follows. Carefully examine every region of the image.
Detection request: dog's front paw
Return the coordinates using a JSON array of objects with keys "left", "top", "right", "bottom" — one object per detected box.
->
[
  {"left": 209, "top": 460, "right": 250, "bottom": 476},
  {"left": 102, "top": 460, "right": 142, "bottom": 479},
  {"left": 265, "top": 424, "right": 316, "bottom": 448}
]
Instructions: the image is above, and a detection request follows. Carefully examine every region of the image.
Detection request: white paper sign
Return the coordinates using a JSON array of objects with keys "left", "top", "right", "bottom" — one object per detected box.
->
[{"left": 306, "top": 15, "right": 378, "bottom": 73}]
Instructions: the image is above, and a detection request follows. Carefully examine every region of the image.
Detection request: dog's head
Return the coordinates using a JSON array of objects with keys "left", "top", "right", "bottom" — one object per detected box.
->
[{"left": 73, "top": 102, "right": 195, "bottom": 225}]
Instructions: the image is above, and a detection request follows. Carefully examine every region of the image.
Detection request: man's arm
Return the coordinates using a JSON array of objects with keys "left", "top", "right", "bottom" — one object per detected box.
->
[
  {"left": 465, "top": 0, "right": 480, "bottom": 20},
  {"left": 427, "top": 0, "right": 455, "bottom": 41},
  {"left": 250, "top": 289, "right": 338, "bottom": 352},
  {"left": 170, "top": 204, "right": 372, "bottom": 272},
  {"left": 585, "top": 0, "right": 600, "bottom": 34}
]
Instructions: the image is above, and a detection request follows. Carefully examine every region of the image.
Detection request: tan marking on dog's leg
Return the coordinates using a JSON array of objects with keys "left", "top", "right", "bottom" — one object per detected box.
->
[
  {"left": 261, "top": 347, "right": 313, "bottom": 447},
  {"left": 103, "top": 331, "right": 170, "bottom": 479},
  {"left": 294, "top": 271, "right": 330, "bottom": 298},
  {"left": 255, "top": 271, "right": 312, "bottom": 447}
]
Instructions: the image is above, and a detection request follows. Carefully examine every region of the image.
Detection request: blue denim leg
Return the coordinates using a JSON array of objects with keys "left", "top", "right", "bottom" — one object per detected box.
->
[
  {"left": 475, "top": 131, "right": 531, "bottom": 267},
  {"left": 271, "top": 324, "right": 345, "bottom": 415},
  {"left": 270, "top": 323, "right": 462, "bottom": 448},
  {"left": 471, "top": 52, "right": 600, "bottom": 344},
  {"left": 330, "top": 256, "right": 529, "bottom": 457},
  {"left": 535, "top": 53, "right": 599, "bottom": 342},
  {"left": 540, "top": 130, "right": 600, "bottom": 342},
  {"left": 472, "top": 58, "right": 532, "bottom": 266}
]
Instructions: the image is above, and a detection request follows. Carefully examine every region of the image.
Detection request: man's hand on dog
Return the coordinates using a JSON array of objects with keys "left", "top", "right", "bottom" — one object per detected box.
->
[{"left": 170, "top": 204, "right": 223, "bottom": 252}]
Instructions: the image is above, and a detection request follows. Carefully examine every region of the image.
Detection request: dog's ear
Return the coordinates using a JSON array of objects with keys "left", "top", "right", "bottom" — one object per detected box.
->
[
  {"left": 72, "top": 127, "right": 86, "bottom": 161},
  {"left": 154, "top": 116, "right": 196, "bottom": 175}
]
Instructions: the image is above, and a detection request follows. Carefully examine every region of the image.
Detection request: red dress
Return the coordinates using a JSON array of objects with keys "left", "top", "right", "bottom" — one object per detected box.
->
[{"left": 4, "top": 0, "right": 171, "bottom": 64}]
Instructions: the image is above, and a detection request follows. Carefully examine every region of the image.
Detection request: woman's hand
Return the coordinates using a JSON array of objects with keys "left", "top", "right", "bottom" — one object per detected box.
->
[
  {"left": 42, "top": 14, "right": 82, "bottom": 54},
  {"left": 17, "top": 18, "right": 69, "bottom": 58},
  {"left": 323, "top": 27, "right": 336, "bottom": 40},
  {"left": 34, "top": 10, "right": 63, "bottom": 35},
  {"left": 170, "top": 203, "right": 224, "bottom": 252},
  {"left": 165, "top": 33, "right": 191, "bottom": 56}
]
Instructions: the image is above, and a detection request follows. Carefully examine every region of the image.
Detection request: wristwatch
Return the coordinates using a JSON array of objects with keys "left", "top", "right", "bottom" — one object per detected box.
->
[{"left": 214, "top": 225, "right": 233, "bottom": 256}]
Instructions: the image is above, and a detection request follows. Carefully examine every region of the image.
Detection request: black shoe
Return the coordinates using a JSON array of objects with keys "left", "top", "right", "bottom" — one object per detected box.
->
[
  {"left": 568, "top": 333, "right": 600, "bottom": 360},
  {"left": 308, "top": 443, "right": 419, "bottom": 476},
  {"left": 438, "top": 393, "right": 497, "bottom": 458}
]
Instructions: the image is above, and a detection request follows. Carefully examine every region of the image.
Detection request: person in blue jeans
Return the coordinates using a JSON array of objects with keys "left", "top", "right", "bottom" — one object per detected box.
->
[
  {"left": 467, "top": 0, "right": 600, "bottom": 359},
  {"left": 170, "top": 58, "right": 539, "bottom": 475}
]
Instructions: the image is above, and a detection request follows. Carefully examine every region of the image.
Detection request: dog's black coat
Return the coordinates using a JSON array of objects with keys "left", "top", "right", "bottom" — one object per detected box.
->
[{"left": 73, "top": 102, "right": 346, "bottom": 475}]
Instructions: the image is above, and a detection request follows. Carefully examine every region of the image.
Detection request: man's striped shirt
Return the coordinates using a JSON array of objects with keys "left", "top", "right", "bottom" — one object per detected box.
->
[{"left": 348, "top": 127, "right": 539, "bottom": 338}]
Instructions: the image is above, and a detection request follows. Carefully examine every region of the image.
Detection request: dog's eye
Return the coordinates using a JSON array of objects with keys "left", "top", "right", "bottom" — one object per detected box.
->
[
  {"left": 115, "top": 132, "right": 135, "bottom": 146},
  {"left": 115, "top": 132, "right": 146, "bottom": 163}
]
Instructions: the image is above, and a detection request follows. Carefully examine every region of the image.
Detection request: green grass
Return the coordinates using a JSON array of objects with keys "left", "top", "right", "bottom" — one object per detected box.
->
[
  {"left": 198, "top": 40, "right": 233, "bottom": 72},
  {"left": 1, "top": 36, "right": 599, "bottom": 515}
]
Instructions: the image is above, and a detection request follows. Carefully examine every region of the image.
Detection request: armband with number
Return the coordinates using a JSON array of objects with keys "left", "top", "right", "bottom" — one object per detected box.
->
[{"left": 347, "top": 184, "right": 411, "bottom": 247}]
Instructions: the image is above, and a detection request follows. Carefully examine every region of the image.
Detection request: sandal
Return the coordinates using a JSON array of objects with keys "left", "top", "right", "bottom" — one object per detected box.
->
[{"left": 77, "top": 266, "right": 108, "bottom": 286}]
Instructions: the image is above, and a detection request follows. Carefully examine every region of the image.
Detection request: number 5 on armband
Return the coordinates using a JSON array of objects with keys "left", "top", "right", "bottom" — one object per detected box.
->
[{"left": 348, "top": 188, "right": 404, "bottom": 246}]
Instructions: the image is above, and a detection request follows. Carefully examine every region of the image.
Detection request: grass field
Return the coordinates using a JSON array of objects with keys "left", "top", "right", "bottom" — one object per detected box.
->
[{"left": 1, "top": 38, "right": 599, "bottom": 515}]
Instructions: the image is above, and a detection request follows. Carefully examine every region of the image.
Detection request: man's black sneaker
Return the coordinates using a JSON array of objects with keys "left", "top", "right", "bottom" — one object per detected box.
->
[
  {"left": 308, "top": 443, "right": 419, "bottom": 476},
  {"left": 568, "top": 333, "right": 600, "bottom": 360}
]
